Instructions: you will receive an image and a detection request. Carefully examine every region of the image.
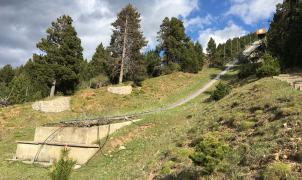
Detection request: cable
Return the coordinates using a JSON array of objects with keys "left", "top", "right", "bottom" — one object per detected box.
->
[
  {"left": 98, "top": 124, "right": 111, "bottom": 155},
  {"left": 33, "top": 126, "right": 65, "bottom": 163}
]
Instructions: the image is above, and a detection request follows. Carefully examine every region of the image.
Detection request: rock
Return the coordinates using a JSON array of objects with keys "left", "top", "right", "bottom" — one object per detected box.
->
[
  {"left": 74, "top": 165, "right": 81, "bottom": 170},
  {"left": 107, "top": 85, "right": 132, "bottom": 95},
  {"left": 119, "top": 145, "right": 126, "bottom": 150}
]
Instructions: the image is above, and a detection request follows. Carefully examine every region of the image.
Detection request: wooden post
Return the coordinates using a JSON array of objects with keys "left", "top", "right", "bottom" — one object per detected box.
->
[{"left": 119, "top": 18, "right": 128, "bottom": 84}]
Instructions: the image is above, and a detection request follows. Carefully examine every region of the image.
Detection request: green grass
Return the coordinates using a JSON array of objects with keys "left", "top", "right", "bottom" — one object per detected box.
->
[
  {"left": 70, "top": 68, "right": 221, "bottom": 116},
  {"left": 1, "top": 66, "right": 301, "bottom": 179},
  {"left": 158, "top": 76, "right": 302, "bottom": 179},
  {"left": 0, "top": 68, "right": 220, "bottom": 180}
]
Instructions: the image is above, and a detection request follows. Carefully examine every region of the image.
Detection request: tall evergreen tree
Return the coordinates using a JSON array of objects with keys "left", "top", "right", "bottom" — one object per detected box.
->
[
  {"left": 109, "top": 4, "right": 147, "bottom": 84},
  {"left": 157, "top": 17, "right": 189, "bottom": 67},
  {"left": 89, "top": 43, "right": 109, "bottom": 79},
  {"left": 145, "top": 50, "right": 162, "bottom": 77},
  {"left": 181, "top": 42, "right": 200, "bottom": 73},
  {"left": 207, "top": 38, "right": 216, "bottom": 56},
  {"left": 0, "top": 64, "right": 15, "bottom": 86},
  {"left": 36, "top": 15, "right": 84, "bottom": 95},
  {"left": 268, "top": 0, "right": 302, "bottom": 68},
  {"left": 23, "top": 56, "right": 54, "bottom": 97},
  {"left": 206, "top": 37, "right": 217, "bottom": 66},
  {"left": 194, "top": 42, "right": 204, "bottom": 69},
  {"left": 157, "top": 17, "right": 203, "bottom": 73}
]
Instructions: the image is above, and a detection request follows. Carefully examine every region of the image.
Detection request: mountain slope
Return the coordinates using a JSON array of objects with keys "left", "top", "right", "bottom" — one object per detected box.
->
[
  {"left": 155, "top": 77, "right": 302, "bottom": 179},
  {"left": 0, "top": 67, "right": 221, "bottom": 180}
]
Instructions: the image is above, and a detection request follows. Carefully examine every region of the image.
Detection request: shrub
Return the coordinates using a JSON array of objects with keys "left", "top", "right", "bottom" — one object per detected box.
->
[
  {"left": 256, "top": 53, "right": 281, "bottom": 78},
  {"left": 238, "top": 63, "right": 258, "bottom": 79},
  {"left": 210, "top": 83, "right": 231, "bottom": 101},
  {"left": 79, "top": 74, "right": 109, "bottom": 89},
  {"left": 189, "top": 135, "right": 230, "bottom": 174},
  {"left": 49, "top": 149, "right": 76, "bottom": 180},
  {"left": 262, "top": 162, "right": 293, "bottom": 180},
  {"left": 162, "top": 62, "right": 181, "bottom": 75},
  {"left": 293, "top": 148, "right": 302, "bottom": 163}
]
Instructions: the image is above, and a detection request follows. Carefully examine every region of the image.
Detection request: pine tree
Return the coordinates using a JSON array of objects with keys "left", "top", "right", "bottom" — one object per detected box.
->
[
  {"left": 109, "top": 4, "right": 147, "bottom": 84},
  {"left": 0, "top": 64, "right": 15, "bottom": 86},
  {"left": 145, "top": 50, "right": 162, "bottom": 77},
  {"left": 268, "top": 0, "right": 302, "bottom": 68},
  {"left": 24, "top": 56, "right": 54, "bottom": 97},
  {"left": 194, "top": 42, "right": 204, "bottom": 70},
  {"left": 207, "top": 37, "right": 217, "bottom": 66},
  {"left": 36, "top": 15, "right": 84, "bottom": 95},
  {"left": 181, "top": 42, "right": 200, "bottom": 73},
  {"left": 89, "top": 43, "right": 109, "bottom": 79},
  {"left": 157, "top": 17, "right": 189, "bottom": 67},
  {"left": 8, "top": 72, "right": 42, "bottom": 104}
]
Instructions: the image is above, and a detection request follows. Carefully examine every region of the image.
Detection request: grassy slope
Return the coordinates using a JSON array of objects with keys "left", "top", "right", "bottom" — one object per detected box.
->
[
  {"left": 72, "top": 71, "right": 301, "bottom": 179},
  {"left": 70, "top": 68, "right": 220, "bottom": 116},
  {"left": 1, "top": 67, "right": 301, "bottom": 179},
  {"left": 154, "top": 76, "right": 302, "bottom": 179},
  {"left": 0, "top": 68, "right": 220, "bottom": 180}
]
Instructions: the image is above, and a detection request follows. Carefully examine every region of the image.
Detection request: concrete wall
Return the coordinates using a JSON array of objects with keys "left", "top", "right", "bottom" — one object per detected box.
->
[
  {"left": 34, "top": 120, "right": 140, "bottom": 144},
  {"left": 16, "top": 142, "right": 99, "bottom": 165},
  {"left": 15, "top": 119, "right": 141, "bottom": 165}
]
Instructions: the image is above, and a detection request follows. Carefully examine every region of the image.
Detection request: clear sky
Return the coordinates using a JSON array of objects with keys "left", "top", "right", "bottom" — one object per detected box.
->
[{"left": 0, "top": 0, "right": 283, "bottom": 67}]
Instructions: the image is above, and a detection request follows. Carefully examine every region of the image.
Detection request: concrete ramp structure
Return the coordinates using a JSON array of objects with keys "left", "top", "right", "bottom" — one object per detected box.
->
[{"left": 13, "top": 118, "right": 141, "bottom": 166}]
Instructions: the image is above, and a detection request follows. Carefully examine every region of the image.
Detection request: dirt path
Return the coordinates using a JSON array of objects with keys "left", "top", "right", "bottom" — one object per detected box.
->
[
  {"left": 117, "top": 60, "right": 237, "bottom": 116},
  {"left": 59, "top": 61, "right": 237, "bottom": 124},
  {"left": 163, "top": 61, "right": 237, "bottom": 110}
]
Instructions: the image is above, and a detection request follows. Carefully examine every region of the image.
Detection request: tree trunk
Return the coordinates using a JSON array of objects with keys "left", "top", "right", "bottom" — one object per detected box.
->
[
  {"left": 50, "top": 80, "right": 56, "bottom": 97},
  {"left": 119, "top": 18, "right": 128, "bottom": 84}
]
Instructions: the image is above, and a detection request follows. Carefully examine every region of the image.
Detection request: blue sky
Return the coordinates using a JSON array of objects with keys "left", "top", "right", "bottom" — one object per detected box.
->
[
  {"left": 181, "top": 0, "right": 282, "bottom": 49},
  {"left": 0, "top": 0, "right": 283, "bottom": 67}
]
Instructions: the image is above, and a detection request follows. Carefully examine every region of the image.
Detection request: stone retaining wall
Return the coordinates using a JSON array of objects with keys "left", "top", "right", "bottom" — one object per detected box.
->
[
  {"left": 107, "top": 85, "right": 132, "bottom": 95},
  {"left": 32, "top": 97, "right": 71, "bottom": 113}
]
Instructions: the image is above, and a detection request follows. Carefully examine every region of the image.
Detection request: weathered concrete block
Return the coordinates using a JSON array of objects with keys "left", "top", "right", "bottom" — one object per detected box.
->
[
  {"left": 107, "top": 85, "right": 132, "bottom": 95},
  {"left": 32, "top": 97, "right": 70, "bottom": 113},
  {"left": 34, "top": 120, "right": 140, "bottom": 144},
  {"left": 15, "top": 141, "right": 99, "bottom": 165},
  {"left": 14, "top": 119, "right": 141, "bottom": 166}
]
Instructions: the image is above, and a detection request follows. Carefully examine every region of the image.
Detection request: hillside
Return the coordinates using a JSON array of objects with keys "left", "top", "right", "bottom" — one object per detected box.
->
[
  {"left": 1, "top": 66, "right": 301, "bottom": 179},
  {"left": 0, "top": 67, "right": 221, "bottom": 179},
  {"left": 154, "top": 77, "right": 302, "bottom": 179}
]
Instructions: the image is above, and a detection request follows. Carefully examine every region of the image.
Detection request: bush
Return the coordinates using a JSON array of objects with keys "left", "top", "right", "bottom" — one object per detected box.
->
[
  {"left": 210, "top": 83, "right": 231, "bottom": 101},
  {"left": 49, "top": 149, "right": 76, "bottom": 180},
  {"left": 162, "top": 62, "right": 181, "bottom": 75},
  {"left": 256, "top": 53, "right": 281, "bottom": 78},
  {"left": 79, "top": 74, "right": 109, "bottom": 89},
  {"left": 8, "top": 72, "right": 43, "bottom": 104},
  {"left": 189, "top": 135, "right": 230, "bottom": 174},
  {"left": 262, "top": 162, "right": 293, "bottom": 180},
  {"left": 238, "top": 63, "right": 258, "bottom": 79},
  {"left": 293, "top": 148, "right": 302, "bottom": 163}
]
